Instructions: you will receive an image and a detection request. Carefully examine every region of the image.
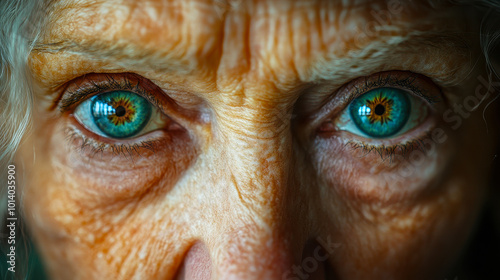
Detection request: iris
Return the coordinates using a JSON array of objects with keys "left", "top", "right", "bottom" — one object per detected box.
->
[
  {"left": 349, "top": 88, "right": 410, "bottom": 138},
  {"left": 91, "top": 91, "right": 152, "bottom": 138}
]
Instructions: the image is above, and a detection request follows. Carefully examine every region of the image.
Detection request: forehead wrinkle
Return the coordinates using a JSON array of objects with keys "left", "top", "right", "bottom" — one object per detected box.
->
[
  {"left": 242, "top": 0, "right": 469, "bottom": 92},
  {"left": 310, "top": 32, "right": 471, "bottom": 82},
  {"left": 35, "top": 0, "right": 474, "bottom": 103},
  {"left": 39, "top": 0, "right": 226, "bottom": 74}
]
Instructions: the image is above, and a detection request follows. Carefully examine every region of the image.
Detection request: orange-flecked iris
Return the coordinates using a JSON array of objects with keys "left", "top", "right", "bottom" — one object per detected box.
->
[
  {"left": 349, "top": 88, "right": 411, "bottom": 138},
  {"left": 366, "top": 94, "right": 394, "bottom": 124},
  {"left": 90, "top": 91, "right": 152, "bottom": 138},
  {"left": 108, "top": 96, "right": 137, "bottom": 126}
]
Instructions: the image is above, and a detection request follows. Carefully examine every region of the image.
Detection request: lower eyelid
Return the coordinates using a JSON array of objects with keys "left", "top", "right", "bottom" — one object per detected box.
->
[
  {"left": 64, "top": 117, "right": 194, "bottom": 168},
  {"left": 316, "top": 113, "right": 438, "bottom": 163},
  {"left": 338, "top": 114, "right": 436, "bottom": 145},
  {"left": 68, "top": 114, "right": 169, "bottom": 146}
]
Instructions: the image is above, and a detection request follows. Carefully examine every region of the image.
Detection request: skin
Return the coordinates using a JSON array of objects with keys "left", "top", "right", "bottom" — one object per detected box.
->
[{"left": 18, "top": 0, "right": 499, "bottom": 279}]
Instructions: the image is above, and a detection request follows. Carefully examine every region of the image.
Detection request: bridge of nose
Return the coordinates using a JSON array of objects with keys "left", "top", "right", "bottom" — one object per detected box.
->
[{"left": 180, "top": 99, "right": 329, "bottom": 280}]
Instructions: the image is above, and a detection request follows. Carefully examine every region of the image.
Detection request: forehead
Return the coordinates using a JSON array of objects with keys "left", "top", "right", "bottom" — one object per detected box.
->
[
  {"left": 35, "top": 0, "right": 473, "bottom": 101},
  {"left": 43, "top": 0, "right": 463, "bottom": 38}
]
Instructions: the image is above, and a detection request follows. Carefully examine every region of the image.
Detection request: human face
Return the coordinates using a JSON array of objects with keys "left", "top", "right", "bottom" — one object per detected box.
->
[{"left": 21, "top": 0, "right": 498, "bottom": 279}]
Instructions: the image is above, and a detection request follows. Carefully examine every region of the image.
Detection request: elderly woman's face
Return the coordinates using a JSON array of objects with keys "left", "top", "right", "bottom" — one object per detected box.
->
[{"left": 20, "top": 0, "right": 498, "bottom": 279}]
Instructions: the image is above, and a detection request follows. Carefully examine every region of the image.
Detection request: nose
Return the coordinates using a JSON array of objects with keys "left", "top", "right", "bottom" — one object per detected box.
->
[
  {"left": 174, "top": 239, "right": 333, "bottom": 280},
  {"left": 174, "top": 242, "right": 212, "bottom": 280},
  {"left": 173, "top": 105, "right": 332, "bottom": 279}
]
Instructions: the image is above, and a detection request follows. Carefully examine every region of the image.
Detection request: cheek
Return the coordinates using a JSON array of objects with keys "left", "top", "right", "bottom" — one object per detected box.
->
[
  {"left": 20, "top": 108, "right": 199, "bottom": 276},
  {"left": 347, "top": 181, "right": 482, "bottom": 277},
  {"left": 309, "top": 114, "right": 490, "bottom": 277},
  {"left": 311, "top": 164, "right": 486, "bottom": 279}
]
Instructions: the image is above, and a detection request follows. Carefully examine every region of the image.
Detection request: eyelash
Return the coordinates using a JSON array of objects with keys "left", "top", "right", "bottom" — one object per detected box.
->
[
  {"left": 64, "top": 126, "right": 164, "bottom": 161},
  {"left": 347, "top": 72, "right": 441, "bottom": 105},
  {"left": 321, "top": 71, "right": 441, "bottom": 161},
  {"left": 343, "top": 132, "right": 433, "bottom": 162},
  {"left": 59, "top": 74, "right": 163, "bottom": 113}
]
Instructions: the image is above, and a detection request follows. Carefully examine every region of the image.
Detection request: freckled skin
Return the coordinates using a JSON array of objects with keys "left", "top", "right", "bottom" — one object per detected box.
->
[{"left": 19, "top": 0, "right": 499, "bottom": 279}]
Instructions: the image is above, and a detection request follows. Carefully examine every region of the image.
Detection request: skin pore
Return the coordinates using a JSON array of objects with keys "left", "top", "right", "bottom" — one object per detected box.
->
[{"left": 19, "top": 0, "right": 498, "bottom": 279}]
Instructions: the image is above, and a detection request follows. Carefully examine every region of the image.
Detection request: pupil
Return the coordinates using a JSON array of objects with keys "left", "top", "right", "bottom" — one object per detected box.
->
[
  {"left": 115, "top": 106, "right": 126, "bottom": 117},
  {"left": 374, "top": 104, "right": 385, "bottom": 115}
]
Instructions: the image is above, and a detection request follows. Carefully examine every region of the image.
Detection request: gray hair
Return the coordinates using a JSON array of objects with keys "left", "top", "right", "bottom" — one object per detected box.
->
[
  {"left": 0, "top": 0, "right": 43, "bottom": 279},
  {"left": 0, "top": 0, "right": 42, "bottom": 208}
]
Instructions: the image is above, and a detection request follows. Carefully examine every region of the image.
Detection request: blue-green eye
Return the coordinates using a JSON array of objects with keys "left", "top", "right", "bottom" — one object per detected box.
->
[
  {"left": 91, "top": 91, "right": 151, "bottom": 138},
  {"left": 338, "top": 87, "right": 428, "bottom": 139},
  {"left": 349, "top": 88, "right": 410, "bottom": 138},
  {"left": 74, "top": 91, "right": 167, "bottom": 139}
]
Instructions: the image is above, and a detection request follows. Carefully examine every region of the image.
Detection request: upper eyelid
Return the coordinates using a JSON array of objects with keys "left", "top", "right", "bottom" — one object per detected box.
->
[
  {"left": 57, "top": 73, "right": 167, "bottom": 115},
  {"left": 345, "top": 72, "right": 443, "bottom": 106},
  {"left": 339, "top": 72, "right": 444, "bottom": 112}
]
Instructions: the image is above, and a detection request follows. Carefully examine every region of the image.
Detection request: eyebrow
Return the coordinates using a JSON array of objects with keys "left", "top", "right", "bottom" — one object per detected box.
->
[
  {"left": 310, "top": 32, "right": 471, "bottom": 78},
  {"left": 32, "top": 31, "right": 471, "bottom": 78},
  {"left": 32, "top": 40, "right": 198, "bottom": 74}
]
